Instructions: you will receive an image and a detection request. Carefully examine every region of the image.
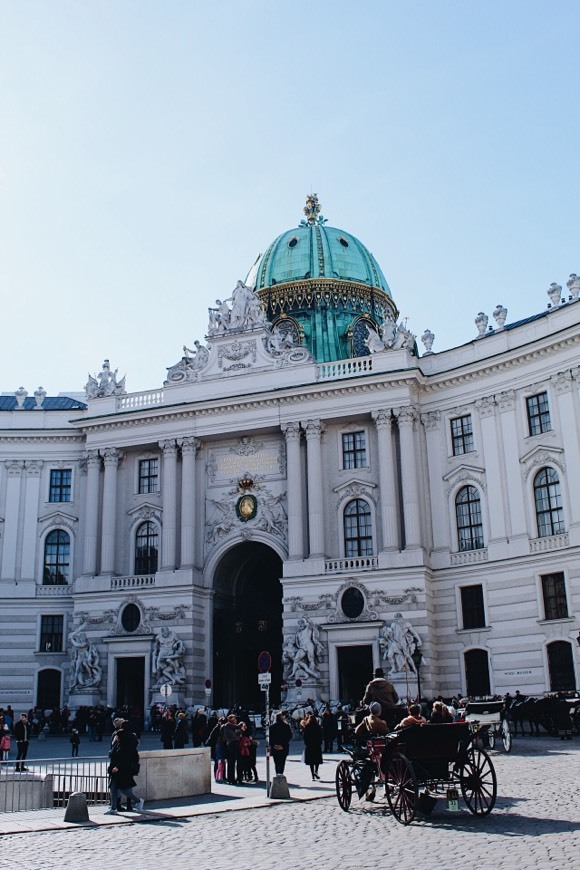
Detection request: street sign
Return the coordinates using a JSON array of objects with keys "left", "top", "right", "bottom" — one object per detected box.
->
[
  {"left": 159, "top": 684, "right": 172, "bottom": 698},
  {"left": 204, "top": 687, "right": 212, "bottom": 697},
  {"left": 205, "top": 678, "right": 212, "bottom": 689},
  {"left": 258, "top": 672, "right": 272, "bottom": 686},
  {"left": 258, "top": 650, "right": 272, "bottom": 673},
  {"left": 295, "top": 678, "right": 302, "bottom": 688}
]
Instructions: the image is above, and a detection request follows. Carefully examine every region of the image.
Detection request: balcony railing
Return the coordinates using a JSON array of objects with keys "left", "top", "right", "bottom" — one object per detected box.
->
[
  {"left": 110, "top": 574, "right": 156, "bottom": 590},
  {"left": 116, "top": 389, "right": 164, "bottom": 411},
  {"left": 450, "top": 548, "right": 488, "bottom": 566},
  {"left": 325, "top": 556, "right": 378, "bottom": 573},
  {"left": 529, "top": 533, "right": 569, "bottom": 553},
  {"left": 316, "top": 357, "right": 374, "bottom": 381},
  {"left": 36, "top": 584, "right": 72, "bottom": 597}
]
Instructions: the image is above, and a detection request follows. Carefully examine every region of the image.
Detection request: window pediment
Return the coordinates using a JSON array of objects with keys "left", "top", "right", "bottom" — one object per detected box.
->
[
  {"left": 520, "top": 445, "right": 565, "bottom": 480},
  {"left": 37, "top": 512, "right": 78, "bottom": 535},
  {"left": 443, "top": 464, "right": 486, "bottom": 496}
]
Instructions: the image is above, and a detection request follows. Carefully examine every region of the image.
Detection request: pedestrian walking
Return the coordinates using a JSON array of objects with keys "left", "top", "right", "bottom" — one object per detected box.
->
[
  {"left": 322, "top": 707, "right": 337, "bottom": 753},
  {"left": 222, "top": 714, "right": 241, "bottom": 784},
  {"left": 14, "top": 713, "right": 30, "bottom": 771},
  {"left": 160, "top": 709, "right": 175, "bottom": 749},
  {"left": 70, "top": 728, "right": 80, "bottom": 757},
  {"left": 270, "top": 712, "right": 292, "bottom": 775},
  {"left": 301, "top": 711, "right": 323, "bottom": 780},
  {"left": 173, "top": 712, "right": 189, "bottom": 748},
  {"left": 105, "top": 721, "right": 144, "bottom": 814}
]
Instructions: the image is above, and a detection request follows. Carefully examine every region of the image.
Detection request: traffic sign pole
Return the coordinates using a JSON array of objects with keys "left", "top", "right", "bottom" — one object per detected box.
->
[{"left": 265, "top": 683, "right": 270, "bottom": 797}]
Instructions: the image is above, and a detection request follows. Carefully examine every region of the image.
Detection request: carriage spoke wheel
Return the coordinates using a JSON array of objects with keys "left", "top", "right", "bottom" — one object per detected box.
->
[
  {"left": 459, "top": 747, "right": 497, "bottom": 815},
  {"left": 335, "top": 760, "right": 353, "bottom": 812},
  {"left": 385, "top": 752, "right": 418, "bottom": 825},
  {"left": 502, "top": 719, "right": 512, "bottom": 753}
]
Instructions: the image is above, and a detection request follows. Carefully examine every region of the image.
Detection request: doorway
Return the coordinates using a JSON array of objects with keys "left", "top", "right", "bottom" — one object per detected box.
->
[
  {"left": 547, "top": 641, "right": 576, "bottom": 691},
  {"left": 337, "top": 645, "right": 374, "bottom": 704},
  {"left": 213, "top": 542, "right": 283, "bottom": 709},
  {"left": 116, "top": 657, "right": 145, "bottom": 710},
  {"left": 464, "top": 648, "right": 491, "bottom": 697},
  {"left": 37, "top": 668, "right": 62, "bottom": 710}
]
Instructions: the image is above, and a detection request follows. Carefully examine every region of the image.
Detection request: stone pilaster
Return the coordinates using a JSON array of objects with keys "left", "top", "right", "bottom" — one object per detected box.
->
[
  {"left": 100, "top": 448, "right": 122, "bottom": 575},
  {"left": 21, "top": 460, "right": 43, "bottom": 580},
  {"left": 394, "top": 406, "right": 421, "bottom": 549},
  {"left": 82, "top": 450, "right": 101, "bottom": 576},
  {"left": 0, "top": 461, "right": 25, "bottom": 580},
  {"left": 160, "top": 439, "right": 178, "bottom": 571},
  {"left": 178, "top": 436, "right": 201, "bottom": 568},
  {"left": 372, "top": 409, "right": 399, "bottom": 551},
  {"left": 304, "top": 419, "right": 325, "bottom": 558},
  {"left": 282, "top": 422, "right": 304, "bottom": 559}
]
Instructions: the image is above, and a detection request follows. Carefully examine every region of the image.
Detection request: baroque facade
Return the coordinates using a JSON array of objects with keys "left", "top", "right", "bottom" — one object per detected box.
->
[{"left": 1, "top": 197, "right": 579, "bottom": 712}]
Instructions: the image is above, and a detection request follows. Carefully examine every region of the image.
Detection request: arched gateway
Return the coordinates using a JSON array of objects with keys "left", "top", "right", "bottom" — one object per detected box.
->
[{"left": 212, "top": 542, "right": 283, "bottom": 708}]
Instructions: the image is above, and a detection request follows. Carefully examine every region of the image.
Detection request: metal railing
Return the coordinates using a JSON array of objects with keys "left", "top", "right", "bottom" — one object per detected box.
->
[{"left": 0, "top": 757, "right": 109, "bottom": 813}]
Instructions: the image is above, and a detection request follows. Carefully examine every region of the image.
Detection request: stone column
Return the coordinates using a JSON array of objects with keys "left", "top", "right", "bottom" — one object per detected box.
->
[
  {"left": 282, "top": 422, "right": 304, "bottom": 559},
  {"left": 21, "top": 460, "right": 44, "bottom": 581},
  {"left": 100, "top": 448, "right": 122, "bottom": 575},
  {"left": 0, "top": 461, "right": 24, "bottom": 580},
  {"left": 421, "top": 410, "right": 449, "bottom": 552},
  {"left": 83, "top": 450, "right": 101, "bottom": 576},
  {"left": 372, "top": 410, "right": 399, "bottom": 551},
  {"left": 304, "top": 419, "right": 325, "bottom": 558},
  {"left": 160, "top": 439, "right": 178, "bottom": 571},
  {"left": 475, "top": 396, "right": 506, "bottom": 543},
  {"left": 552, "top": 370, "right": 580, "bottom": 527},
  {"left": 394, "top": 406, "right": 421, "bottom": 549},
  {"left": 496, "top": 390, "right": 527, "bottom": 540},
  {"left": 178, "top": 436, "right": 200, "bottom": 568}
]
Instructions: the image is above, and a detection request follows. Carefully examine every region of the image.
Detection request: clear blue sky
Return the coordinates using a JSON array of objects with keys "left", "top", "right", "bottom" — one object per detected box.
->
[{"left": 1, "top": 1, "right": 579, "bottom": 395}]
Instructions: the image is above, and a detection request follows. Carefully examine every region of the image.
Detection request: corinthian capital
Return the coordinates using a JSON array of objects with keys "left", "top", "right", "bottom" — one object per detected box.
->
[
  {"left": 394, "top": 406, "right": 418, "bottom": 426},
  {"left": 420, "top": 410, "right": 441, "bottom": 432},
  {"left": 475, "top": 396, "right": 496, "bottom": 418},
  {"left": 100, "top": 447, "right": 123, "bottom": 467},
  {"left": 304, "top": 419, "right": 325, "bottom": 440},
  {"left": 177, "top": 436, "right": 201, "bottom": 456},
  {"left": 159, "top": 439, "right": 178, "bottom": 458},
  {"left": 372, "top": 409, "right": 393, "bottom": 429},
  {"left": 83, "top": 449, "right": 101, "bottom": 469},
  {"left": 282, "top": 421, "right": 301, "bottom": 442}
]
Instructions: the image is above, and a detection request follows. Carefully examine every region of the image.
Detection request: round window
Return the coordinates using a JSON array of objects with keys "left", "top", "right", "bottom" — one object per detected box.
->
[
  {"left": 338, "top": 237, "right": 349, "bottom": 248},
  {"left": 288, "top": 237, "right": 299, "bottom": 248},
  {"left": 341, "top": 587, "right": 364, "bottom": 619},
  {"left": 121, "top": 603, "right": 141, "bottom": 633}
]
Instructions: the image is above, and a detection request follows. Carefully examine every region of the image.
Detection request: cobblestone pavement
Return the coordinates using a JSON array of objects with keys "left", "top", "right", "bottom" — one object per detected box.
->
[{"left": 1, "top": 737, "right": 578, "bottom": 870}]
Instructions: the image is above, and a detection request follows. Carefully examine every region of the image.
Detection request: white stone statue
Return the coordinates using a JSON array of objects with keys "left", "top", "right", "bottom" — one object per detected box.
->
[
  {"left": 256, "top": 491, "right": 287, "bottom": 534},
  {"left": 380, "top": 613, "right": 422, "bottom": 674},
  {"left": 207, "top": 282, "right": 266, "bottom": 334},
  {"left": 183, "top": 340, "right": 210, "bottom": 370},
  {"left": 208, "top": 298, "right": 231, "bottom": 335},
  {"left": 475, "top": 312, "right": 488, "bottom": 337},
  {"left": 566, "top": 273, "right": 580, "bottom": 302},
  {"left": 380, "top": 314, "right": 397, "bottom": 348},
  {"left": 364, "top": 324, "right": 386, "bottom": 354},
  {"left": 492, "top": 304, "right": 508, "bottom": 329},
  {"left": 152, "top": 626, "right": 186, "bottom": 686},
  {"left": 85, "top": 360, "right": 126, "bottom": 399},
  {"left": 68, "top": 623, "right": 102, "bottom": 690},
  {"left": 225, "top": 280, "right": 254, "bottom": 329},
  {"left": 285, "top": 616, "right": 323, "bottom": 680},
  {"left": 206, "top": 497, "right": 237, "bottom": 542}
]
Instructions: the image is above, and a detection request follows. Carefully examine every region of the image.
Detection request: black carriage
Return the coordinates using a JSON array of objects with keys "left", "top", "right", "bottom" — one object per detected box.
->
[
  {"left": 335, "top": 723, "right": 497, "bottom": 825},
  {"left": 464, "top": 700, "right": 512, "bottom": 752}
]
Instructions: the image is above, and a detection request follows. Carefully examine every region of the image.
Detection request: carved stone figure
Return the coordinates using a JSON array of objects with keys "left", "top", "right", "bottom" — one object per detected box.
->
[
  {"left": 475, "top": 312, "right": 488, "bottom": 337},
  {"left": 380, "top": 613, "right": 422, "bottom": 674},
  {"left": 268, "top": 324, "right": 295, "bottom": 354},
  {"left": 206, "top": 497, "right": 237, "bottom": 542},
  {"left": 85, "top": 360, "right": 126, "bottom": 399},
  {"left": 68, "top": 623, "right": 102, "bottom": 690},
  {"left": 492, "top": 304, "right": 508, "bottom": 330},
  {"left": 364, "top": 324, "right": 385, "bottom": 354},
  {"left": 152, "top": 626, "right": 186, "bottom": 686},
  {"left": 285, "top": 616, "right": 324, "bottom": 680},
  {"left": 566, "top": 273, "right": 580, "bottom": 302},
  {"left": 256, "top": 491, "right": 287, "bottom": 534},
  {"left": 183, "top": 340, "right": 210, "bottom": 370},
  {"left": 207, "top": 283, "right": 267, "bottom": 335},
  {"left": 380, "top": 314, "right": 397, "bottom": 348}
]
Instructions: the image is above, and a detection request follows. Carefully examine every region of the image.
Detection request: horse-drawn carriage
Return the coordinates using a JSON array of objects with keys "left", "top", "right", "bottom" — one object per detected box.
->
[
  {"left": 464, "top": 699, "right": 512, "bottom": 752},
  {"left": 335, "top": 722, "right": 497, "bottom": 825}
]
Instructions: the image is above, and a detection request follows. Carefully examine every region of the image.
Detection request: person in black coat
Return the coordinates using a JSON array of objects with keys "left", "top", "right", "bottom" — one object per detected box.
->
[
  {"left": 106, "top": 724, "right": 144, "bottom": 814},
  {"left": 270, "top": 712, "right": 293, "bottom": 775},
  {"left": 173, "top": 712, "right": 189, "bottom": 748},
  {"left": 14, "top": 713, "right": 30, "bottom": 771},
  {"left": 160, "top": 710, "right": 175, "bottom": 749},
  {"left": 301, "top": 711, "right": 323, "bottom": 780}
]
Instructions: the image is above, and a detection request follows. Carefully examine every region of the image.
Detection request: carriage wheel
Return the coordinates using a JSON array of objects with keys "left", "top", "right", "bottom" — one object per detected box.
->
[
  {"left": 385, "top": 752, "right": 418, "bottom": 825},
  {"left": 488, "top": 729, "right": 496, "bottom": 750},
  {"left": 459, "top": 747, "right": 497, "bottom": 815},
  {"left": 335, "top": 760, "right": 353, "bottom": 812},
  {"left": 502, "top": 719, "right": 512, "bottom": 753}
]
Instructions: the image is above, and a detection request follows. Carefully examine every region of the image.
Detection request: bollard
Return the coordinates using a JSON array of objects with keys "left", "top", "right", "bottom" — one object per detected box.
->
[
  {"left": 64, "top": 791, "right": 90, "bottom": 822},
  {"left": 268, "top": 774, "right": 291, "bottom": 800}
]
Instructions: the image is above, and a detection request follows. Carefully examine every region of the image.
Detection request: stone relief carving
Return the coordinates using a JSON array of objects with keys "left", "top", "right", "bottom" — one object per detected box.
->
[
  {"left": 205, "top": 481, "right": 287, "bottom": 547},
  {"left": 283, "top": 616, "right": 324, "bottom": 681},
  {"left": 127, "top": 504, "right": 162, "bottom": 531},
  {"left": 85, "top": 360, "right": 126, "bottom": 399},
  {"left": 165, "top": 341, "right": 210, "bottom": 384},
  {"left": 217, "top": 339, "right": 257, "bottom": 372},
  {"left": 496, "top": 389, "right": 516, "bottom": 412},
  {"left": 37, "top": 511, "right": 78, "bottom": 536},
  {"left": 475, "top": 396, "right": 496, "bottom": 418},
  {"left": 379, "top": 612, "right": 422, "bottom": 675},
  {"left": 68, "top": 623, "right": 102, "bottom": 690},
  {"left": 550, "top": 370, "right": 573, "bottom": 394},
  {"left": 152, "top": 626, "right": 186, "bottom": 686},
  {"left": 363, "top": 316, "right": 416, "bottom": 354},
  {"left": 444, "top": 467, "right": 487, "bottom": 497},
  {"left": 327, "top": 579, "right": 379, "bottom": 623},
  {"left": 421, "top": 410, "right": 441, "bottom": 432},
  {"left": 334, "top": 480, "right": 378, "bottom": 512},
  {"left": 284, "top": 586, "right": 421, "bottom": 614},
  {"left": 75, "top": 601, "right": 190, "bottom": 637}
]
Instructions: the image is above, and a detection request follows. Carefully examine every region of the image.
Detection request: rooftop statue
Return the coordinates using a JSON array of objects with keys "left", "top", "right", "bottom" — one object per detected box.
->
[
  {"left": 207, "top": 282, "right": 266, "bottom": 335},
  {"left": 364, "top": 319, "right": 416, "bottom": 354},
  {"left": 85, "top": 359, "right": 126, "bottom": 399}
]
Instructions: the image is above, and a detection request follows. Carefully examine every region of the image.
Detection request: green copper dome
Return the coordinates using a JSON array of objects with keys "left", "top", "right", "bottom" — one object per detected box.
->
[{"left": 247, "top": 195, "right": 398, "bottom": 363}]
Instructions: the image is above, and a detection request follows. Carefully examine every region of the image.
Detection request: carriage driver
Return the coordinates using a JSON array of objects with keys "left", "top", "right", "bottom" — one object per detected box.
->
[{"left": 362, "top": 667, "right": 399, "bottom": 726}]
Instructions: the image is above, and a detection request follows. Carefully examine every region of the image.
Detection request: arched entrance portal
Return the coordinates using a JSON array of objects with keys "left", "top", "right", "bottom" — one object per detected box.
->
[{"left": 213, "top": 542, "right": 283, "bottom": 708}]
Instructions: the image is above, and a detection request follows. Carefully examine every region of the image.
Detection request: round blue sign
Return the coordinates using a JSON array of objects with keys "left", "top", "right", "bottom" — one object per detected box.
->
[{"left": 258, "top": 650, "right": 272, "bottom": 673}]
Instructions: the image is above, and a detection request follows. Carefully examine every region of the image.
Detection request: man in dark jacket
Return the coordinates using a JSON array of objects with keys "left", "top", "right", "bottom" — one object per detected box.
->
[
  {"left": 270, "top": 712, "right": 293, "bottom": 775},
  {"left": 105, "top": 721, "right": 144, "bottom": 814},
  {"left": 14, "top": 713, "right": 30, "bottom": 771},
  {"left": 363, "top": 668, "right": 399, "bottom": 726}
]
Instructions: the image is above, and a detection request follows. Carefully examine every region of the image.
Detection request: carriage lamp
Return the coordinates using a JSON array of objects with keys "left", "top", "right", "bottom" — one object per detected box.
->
[{"left": 411, "top": 647, "right": 423, "bottom": 701}]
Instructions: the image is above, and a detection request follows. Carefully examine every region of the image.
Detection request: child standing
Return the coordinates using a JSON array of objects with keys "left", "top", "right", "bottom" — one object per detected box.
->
[
  {"left": 0, "top": 725, "right": 10, "bottom": 761},
  {"left": 70, "top": 728, "right": 80, "bottom": 758}
]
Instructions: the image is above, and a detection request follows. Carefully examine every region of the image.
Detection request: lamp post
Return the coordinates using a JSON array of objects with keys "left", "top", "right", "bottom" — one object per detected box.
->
[{"left": 411, "top": 647, "right": 423, "bottom": 701}]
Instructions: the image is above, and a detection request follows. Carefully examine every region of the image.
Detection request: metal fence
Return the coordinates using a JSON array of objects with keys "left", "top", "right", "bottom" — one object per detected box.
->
[{"left": 0, "top": 757, "right": 109, "bottom": 813}]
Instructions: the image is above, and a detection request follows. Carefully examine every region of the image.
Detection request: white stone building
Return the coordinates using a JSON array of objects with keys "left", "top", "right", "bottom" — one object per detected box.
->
[{"left": 1, "top": 197, "right": 579, "bottom": 713}]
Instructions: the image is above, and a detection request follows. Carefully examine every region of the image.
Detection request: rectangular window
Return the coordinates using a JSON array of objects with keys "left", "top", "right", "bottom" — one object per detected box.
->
[
  {"left": 342, "top": 431, "right": 366, "bottom": 469},
  {"left": 49, "top": 469, "right": 72, "bottom": 503},
  {"left": 541, "top": 572, "right": 568, "bottom": 620},
  {"left": 460, "top": 584, "right": 486, "bottom": 630},
  {"left": 40, "top": 615, "right": 64, "bottom": 652},
  {"left": 526, "top": 392, "right": 551, "bottom": 436},
  {"left": 450, "top": 415, "right": 474, "bottom": 456},
  {"left": 139, "top": 458, "right": 159, "bottom": 494}
]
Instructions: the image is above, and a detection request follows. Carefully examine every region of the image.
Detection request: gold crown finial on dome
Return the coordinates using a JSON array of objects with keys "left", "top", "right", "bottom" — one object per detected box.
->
[{"left": 303, "top": 193, "right": 321, "bottom": 225}]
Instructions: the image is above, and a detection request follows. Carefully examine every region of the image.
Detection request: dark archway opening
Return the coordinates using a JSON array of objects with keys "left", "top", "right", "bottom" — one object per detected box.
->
[
  {"left": 547, "top": 641, "right": 576, "bottom": 692},
  {"left": 213, "top": 542, "right": 283, "bottom": 709},
  {"left": 464, "top": 648, "right": 491, "bottom": 697},
  {"left": 37, "top": 669, "right": 61, "bottom": 710}
]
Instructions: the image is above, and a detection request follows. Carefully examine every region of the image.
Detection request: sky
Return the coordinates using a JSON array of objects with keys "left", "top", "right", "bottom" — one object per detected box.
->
[{"left": 1, "top": 1, "right": 579, "bottom": 396}]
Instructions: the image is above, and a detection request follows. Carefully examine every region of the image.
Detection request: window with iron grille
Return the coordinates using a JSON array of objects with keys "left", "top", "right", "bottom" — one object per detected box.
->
[
  {"left": 138, "top": 458, "right": 159, "bottom": 494},
  {"left": 534, "top": 467, "right": 564, "bottom": 537},
  {"left": 526, "top": 392, "right": 551, "bottom": 436},
  {"left": 342, "top": 431, "right": 366, "bottom": 469},
  {"left": 460, "top": 585, "right": 486, "bottom": 629},
  {"left": 343, "top": 498, "right": 373, "bottom": 557},
  {"left": 49, "top": 468, "right": 72, "bottom": 503},
  {"left": 43, "top": 529, "right": 70, "bottom": 585},
  {"left": 455, "top": 486, "right": 484, "bottom": 551},
  {"left": 135, "top": 521, "right": 159, "bottom": 574},
  {"left": 450, "top": 415, "right": 474, "bottom": 455},
  {"left": 541, "top": 572, "right": 568, "bottom": 620},
  {"left": 40, "top": 615, "right": 64, "bottom": 652}
]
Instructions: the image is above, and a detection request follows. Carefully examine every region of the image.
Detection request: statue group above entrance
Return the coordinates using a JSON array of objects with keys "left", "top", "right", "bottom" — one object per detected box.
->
[
  {"left": 207, "top": 281, "right": 266, "bottom": 335},
  {"left": 283, "top": 616, "right": 324, "bottom": 681},
  {"left": 379, "top": 612, "right": 422, "bottom": 674},
  {"left": 68, "top": 623, "right": 102, "bottom": 690},
  {"left": 152, "top": 626, "right": 186, "bottom": 686}
]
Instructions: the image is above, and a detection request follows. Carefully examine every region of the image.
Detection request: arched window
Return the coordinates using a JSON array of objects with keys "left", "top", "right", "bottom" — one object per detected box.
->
[
  {"left": 135, "top": 521, "right": 158, "bottom": 575},
  {"left": 547, "top": 641, "right": 576, "bottom": 692},
  {"left": 343, "top": 499, "right": 373, "bottom": 557},
  {"left": 534, "top": 468, "right": 564, "bottom": 537},
  {"left": 455, "top": 486, "right": 484, "bottom": 551},
  {"left": 43, "top": 529, "right": 70, "bottom": 585},
  {"left": 464, "top": 649, "right": 490, "bottom": 697}
]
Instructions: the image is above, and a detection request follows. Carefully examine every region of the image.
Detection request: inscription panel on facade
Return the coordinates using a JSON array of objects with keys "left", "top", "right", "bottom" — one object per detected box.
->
[{"left": 207, "top": 437, "right": 285, "bottom": 485}]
